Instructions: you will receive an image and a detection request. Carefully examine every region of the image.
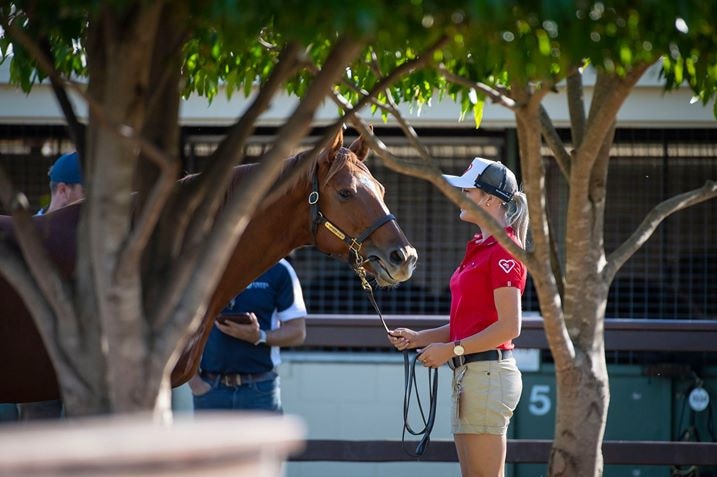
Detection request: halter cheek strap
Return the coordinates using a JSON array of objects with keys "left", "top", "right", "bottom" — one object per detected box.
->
[
  {"left": 308, "top": 172, "right": 396, "bottom": 265},
  {"left": 308, "top": 171, "right": 396, "bottom": 333}
]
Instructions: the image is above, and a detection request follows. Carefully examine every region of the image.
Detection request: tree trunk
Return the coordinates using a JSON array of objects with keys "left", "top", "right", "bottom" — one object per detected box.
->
[
  {"left": 550, "top": 346, "right": 609, "bottom": 476},
  {"left": 61, "top": 2, "right": 168, "bottom": 416}
]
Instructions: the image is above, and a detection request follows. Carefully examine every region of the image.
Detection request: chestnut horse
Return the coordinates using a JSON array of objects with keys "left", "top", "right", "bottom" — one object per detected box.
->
[{"left": 0, "top": 129, "right": 417, "bottom": 403}]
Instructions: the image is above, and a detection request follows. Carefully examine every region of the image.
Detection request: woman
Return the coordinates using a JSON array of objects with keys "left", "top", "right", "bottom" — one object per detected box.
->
[{"left": 389, "top": 157, "right": 529, "bottom": 477}]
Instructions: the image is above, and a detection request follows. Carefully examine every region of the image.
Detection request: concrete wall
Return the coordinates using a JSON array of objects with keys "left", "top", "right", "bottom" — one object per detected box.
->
[{"left": 279, "top": 351, "right": 460, "bottom": 477}]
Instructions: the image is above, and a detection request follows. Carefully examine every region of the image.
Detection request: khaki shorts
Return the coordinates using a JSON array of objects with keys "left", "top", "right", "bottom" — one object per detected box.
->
[{"left": 451, "top": 358, "right": 522, "bottom": 436}]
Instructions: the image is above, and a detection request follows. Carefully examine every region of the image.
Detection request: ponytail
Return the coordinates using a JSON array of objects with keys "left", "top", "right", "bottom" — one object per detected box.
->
[{"left": 503, "top": 190, "right": 529, "bottom": 248}]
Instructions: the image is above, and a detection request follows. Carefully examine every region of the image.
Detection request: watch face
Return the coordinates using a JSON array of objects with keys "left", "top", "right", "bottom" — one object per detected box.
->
[{"left": 454, "top": 344, "right": 465, "bottom": 356}]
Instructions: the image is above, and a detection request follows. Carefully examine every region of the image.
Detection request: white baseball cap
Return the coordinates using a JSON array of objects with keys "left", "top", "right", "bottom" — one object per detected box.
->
[{"left": 442, "top": 157, "right": 518, "bottom": 202}]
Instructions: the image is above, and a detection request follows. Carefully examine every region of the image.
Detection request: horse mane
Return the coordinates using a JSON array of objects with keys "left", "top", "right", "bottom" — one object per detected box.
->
[
  {"left": 177, "top": 143, "right": 377, "bottom": 210},
  {"left": 230, "top": 145, "right": 372, "bottom": 197},
  {"left": 270, "top": 145, "right": 366, "bottom": 189}
]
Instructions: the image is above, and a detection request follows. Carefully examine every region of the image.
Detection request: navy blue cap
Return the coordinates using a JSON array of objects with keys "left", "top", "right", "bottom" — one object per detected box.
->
[
  {"left": 443, "top": 156, "right": 517, "bottom": 202},
  {"left": 48, "top": 152, "right": 83, "bottom": 185}
]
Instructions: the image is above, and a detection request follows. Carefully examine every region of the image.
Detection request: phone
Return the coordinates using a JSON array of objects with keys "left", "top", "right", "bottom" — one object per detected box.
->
[{"left": 216, "top": 312, "right": 253, "bottom": 325}]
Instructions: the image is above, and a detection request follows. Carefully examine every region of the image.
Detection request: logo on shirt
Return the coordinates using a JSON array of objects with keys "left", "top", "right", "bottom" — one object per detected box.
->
[
  {"left": 498, "top": 259, "right": 517, "bottom": 274},
  {"left": 246, "top": 281, "right": 270, "bottom": 290}
]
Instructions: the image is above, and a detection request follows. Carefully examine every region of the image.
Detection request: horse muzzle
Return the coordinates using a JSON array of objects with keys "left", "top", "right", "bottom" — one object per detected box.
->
[{"left": 365, "top": 244, "right": 417, "bottom": 286}]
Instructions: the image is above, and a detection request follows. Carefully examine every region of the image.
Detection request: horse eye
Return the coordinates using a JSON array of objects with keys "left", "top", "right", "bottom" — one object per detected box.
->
[{"left": 338, "top": 189, "right": 354, "bottom": 200}]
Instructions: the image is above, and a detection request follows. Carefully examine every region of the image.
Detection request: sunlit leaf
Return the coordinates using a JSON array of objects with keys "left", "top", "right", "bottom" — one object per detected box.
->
[{"left": 472, "top": 96, "right": 484, "bottom": 129}]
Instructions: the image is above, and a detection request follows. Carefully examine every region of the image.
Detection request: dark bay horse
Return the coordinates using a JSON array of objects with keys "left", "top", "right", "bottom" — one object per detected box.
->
[{"left": 0, "top": 129, "right": 417, "bottom": 403}]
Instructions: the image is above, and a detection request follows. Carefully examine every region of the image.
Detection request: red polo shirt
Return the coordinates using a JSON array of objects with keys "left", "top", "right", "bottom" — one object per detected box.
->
[{"left": 449, "top": 227, "right": 527, "bottom": 350}]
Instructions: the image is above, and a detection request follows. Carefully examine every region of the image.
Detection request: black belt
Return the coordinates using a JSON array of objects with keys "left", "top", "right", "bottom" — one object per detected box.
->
[
  {"left": 200, "top": 369, "right": 277, "bottom": 387},
  {"left": 449, "top": 349, "right": 513, "bottom": 369}
]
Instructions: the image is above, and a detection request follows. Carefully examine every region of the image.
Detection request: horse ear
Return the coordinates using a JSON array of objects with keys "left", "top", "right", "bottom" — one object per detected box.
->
[
  {"left": 348, "top": 125, "right": 373, "bottom": 162},
  {"left": 327, "top": 127, "right": 344, "bottom": 160}
]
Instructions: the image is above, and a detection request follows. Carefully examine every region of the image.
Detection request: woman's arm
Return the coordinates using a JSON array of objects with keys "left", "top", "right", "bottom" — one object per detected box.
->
[
  {"left": 415, "top": 287, "right": 522, "bottom": 368},
  {"left": 388, "top": 324, "right": 450, "bottom": 350},
  {"left": 461, "top": 286, "right": 522, "bottom": 354}
]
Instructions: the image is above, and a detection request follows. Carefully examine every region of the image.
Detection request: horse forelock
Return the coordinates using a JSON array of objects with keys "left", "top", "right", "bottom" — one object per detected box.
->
[{"left": 324, "top": 146, "right": 373, "bottom": 186}]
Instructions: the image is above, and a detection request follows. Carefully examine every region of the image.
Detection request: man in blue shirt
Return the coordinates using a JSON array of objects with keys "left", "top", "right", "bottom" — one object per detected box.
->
[{"left": 189, "top": 259, "right": 307, "bottom": 412}]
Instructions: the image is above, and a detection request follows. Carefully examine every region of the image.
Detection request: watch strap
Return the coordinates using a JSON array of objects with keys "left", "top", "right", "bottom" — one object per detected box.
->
[{"left": 254, "top": 329, "right": 267, "bottom": 346}]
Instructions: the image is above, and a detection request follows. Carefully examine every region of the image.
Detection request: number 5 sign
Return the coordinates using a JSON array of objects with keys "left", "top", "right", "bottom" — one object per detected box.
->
[{"left": 528, "top": 384, "right": 552, "bottom": 416}]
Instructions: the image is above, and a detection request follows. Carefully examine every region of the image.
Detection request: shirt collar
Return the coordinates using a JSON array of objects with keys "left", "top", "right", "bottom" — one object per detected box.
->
[{"left": 472, "top": 226, "right": 515, "bottom": 246}]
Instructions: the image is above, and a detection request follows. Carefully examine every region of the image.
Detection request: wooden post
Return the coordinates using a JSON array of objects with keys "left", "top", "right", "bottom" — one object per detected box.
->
[{"left": 0, "top": 413, "right": 304, "bottom": 477}]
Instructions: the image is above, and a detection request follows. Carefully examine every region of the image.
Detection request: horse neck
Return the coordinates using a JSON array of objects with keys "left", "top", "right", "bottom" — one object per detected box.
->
[{"left": 212, "top": 168, "right": 313, "bottom": 310}]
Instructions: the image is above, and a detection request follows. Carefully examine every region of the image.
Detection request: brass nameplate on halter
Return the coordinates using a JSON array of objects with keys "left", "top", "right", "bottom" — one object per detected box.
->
[{"left": 324, "top": 222, "right": 346, "bottom": 240}]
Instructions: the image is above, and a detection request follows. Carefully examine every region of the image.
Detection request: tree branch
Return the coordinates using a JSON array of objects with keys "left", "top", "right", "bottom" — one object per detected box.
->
[
  {"left": 152, "top": 37, "right": 365, "bottom": 339},
  {"left": 146, "top": 42, "right": 306, "bottom": 329},
  {"left": 3, "top": 17, "right": 174, "bottom": 172},
  {"left": 438, "top": 65, "right": 517, "bottom": 110},
  {"left": 512, "top": 81, "right": 575, "bottom": 368},
  {"left": 0, "top": 167, "right": 76, "bottom": 333},
  {"left": 604, "top": 181, "right": 717, "bottom": 283},
  {"left": 574, "top": 63, "right": 652, "bottom": 181},
  {"left": 40, "top": 38, "right": 86, "bottom": 158},
  {"left": 114, "top": 160, "right": 180, "bottom": 283},
  {"left": 539, "top": 105, "right": 571, "bottom": 180},
  {"left": 350, "top": 115, "right": 532, "bottom": 268},
  {"left": 566, "top": 66, "right": 586, "bottom": 148},
  {"left": 0, "top": 239, "right": 93, "bottom": 395},
  {"left": 173, "top": 42, "right": 304, "bottom": 252},
  {"left": 0, "top": 166, "right": 95, "bottom": 393},
  {"left": 547, "top": 206, "right": 565, "bottom": 300},
  {"left": 266, "top": 36, "right": 449, "bottom": 205},
  {"left": 327, "top": 38, "right": 449, "bottom": 168}
]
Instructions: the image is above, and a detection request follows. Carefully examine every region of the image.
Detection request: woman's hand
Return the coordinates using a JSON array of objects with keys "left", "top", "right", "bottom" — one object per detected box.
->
[
  {"left": 388, "top": 327, "right": 420, "bottom": 350},
  {"left": 416, "top": 342, "right": 453, "bottom": 368}
]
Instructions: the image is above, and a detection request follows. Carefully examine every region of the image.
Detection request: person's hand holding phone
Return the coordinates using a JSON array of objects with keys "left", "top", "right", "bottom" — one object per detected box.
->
[{"left": 215, "top": 312, "right": 261, "bottom": 343}]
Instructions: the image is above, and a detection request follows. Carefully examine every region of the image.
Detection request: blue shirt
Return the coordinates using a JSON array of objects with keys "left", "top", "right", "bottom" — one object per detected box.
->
[{"left": 200, "top": 259, "right": 306, "bottom": 374}]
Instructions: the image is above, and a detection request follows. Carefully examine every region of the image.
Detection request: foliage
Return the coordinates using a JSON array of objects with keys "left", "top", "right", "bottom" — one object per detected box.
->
[{"left": 3, "top": 1, "right": 716, "bottom": 115}]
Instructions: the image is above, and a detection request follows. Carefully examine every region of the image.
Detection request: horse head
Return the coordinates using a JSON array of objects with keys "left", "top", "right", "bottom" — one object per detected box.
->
[{"left": 309, "top": 129, "right": 417, "bottom": 286}]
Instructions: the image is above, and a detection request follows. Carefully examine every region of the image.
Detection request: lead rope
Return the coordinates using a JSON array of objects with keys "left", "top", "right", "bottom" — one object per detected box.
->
[
  {"left": 354, "top": 262, "right": 439, "bottom": 458},
  {"left": 401, "top": 350, "right": 439, "bottom": 457},
  {"left": 308, "top": 173, "right": 437, "bottom": 457}
]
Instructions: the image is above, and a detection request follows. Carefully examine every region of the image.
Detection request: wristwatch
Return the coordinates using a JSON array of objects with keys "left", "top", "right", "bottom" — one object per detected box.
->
[
  {"left": 453, "top": 340, "right": 465, "bottom": 356},
  {"left": 254, "top": 329, "right": 267, "bottom": 346}
]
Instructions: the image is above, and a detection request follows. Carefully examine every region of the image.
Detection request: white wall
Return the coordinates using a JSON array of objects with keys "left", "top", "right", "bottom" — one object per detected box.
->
[
  {"left": 279, "top": 351, "right": 461, "bottom": 477},
  {"left": 1, "top": 62, "right": 715, "bottom": 129}
]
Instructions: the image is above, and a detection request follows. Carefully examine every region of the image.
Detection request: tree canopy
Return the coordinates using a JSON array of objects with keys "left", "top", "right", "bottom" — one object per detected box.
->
[{"left": 3, "top": 1, "right": 715, "bottom": 116}]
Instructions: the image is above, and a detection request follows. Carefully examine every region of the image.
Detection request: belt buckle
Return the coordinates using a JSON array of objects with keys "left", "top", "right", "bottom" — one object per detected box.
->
[
  {"left": 222, "top": 374, "right": 243, "bottom": 387},
  {"left": 450, "top": 355, "right": 465, "bottom": 370}
]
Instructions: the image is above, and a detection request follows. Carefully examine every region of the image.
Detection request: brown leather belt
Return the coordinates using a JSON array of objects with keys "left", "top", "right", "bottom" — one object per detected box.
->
[
  {"left": 449, "top": 349, "right": 513, "bottom": 369},
  {"left": 200, "top": 369, "right": 277, "bottom": 387}
]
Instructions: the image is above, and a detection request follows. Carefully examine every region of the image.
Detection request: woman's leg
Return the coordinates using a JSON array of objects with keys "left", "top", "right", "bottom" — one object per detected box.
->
[{"left": 454, "top": 433, "right": 507, "bottom": 477}]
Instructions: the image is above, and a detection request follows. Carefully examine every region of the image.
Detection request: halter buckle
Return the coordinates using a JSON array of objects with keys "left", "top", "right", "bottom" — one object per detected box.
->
[
  {"left": 348, "top": 239, "right": 362, "bottom": 254},
  {"left": 308, "top": 191, "right": 319, "bottom": 205}
]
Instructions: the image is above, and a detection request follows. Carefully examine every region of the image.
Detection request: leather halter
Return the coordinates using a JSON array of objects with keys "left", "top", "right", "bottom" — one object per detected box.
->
[
  {"left": 308, "top": 170, "right": 396, "bottom": 333},
  {"left": 309, "top": 167, "right": 436, "bottom": 457},
  {"left": 309, "top": 171, "right": 395, "bottom": 272}
]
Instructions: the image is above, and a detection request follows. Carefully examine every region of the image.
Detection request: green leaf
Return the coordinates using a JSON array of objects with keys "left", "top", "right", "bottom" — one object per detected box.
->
[
  {"left": 536, "top": 29, "right": 551, "bottom": 56},
  {"left": 473, "top": 96, "right": 485, "bottom": 129}
]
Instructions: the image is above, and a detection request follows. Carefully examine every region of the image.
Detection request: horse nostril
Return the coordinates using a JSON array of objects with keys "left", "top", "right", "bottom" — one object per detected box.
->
[{"left": 389, "top": 249, "right": 405, "bottom": 265}]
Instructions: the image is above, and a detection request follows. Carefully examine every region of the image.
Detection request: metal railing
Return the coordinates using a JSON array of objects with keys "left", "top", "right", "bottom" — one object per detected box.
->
[{"left": 289, "top": 315, "right": 717, "bottom": 465}]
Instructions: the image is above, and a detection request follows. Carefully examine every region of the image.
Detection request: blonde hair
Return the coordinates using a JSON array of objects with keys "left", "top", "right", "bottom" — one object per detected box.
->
[{"left": 503, "top": 190, "right": 529, "bottom": 248}]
